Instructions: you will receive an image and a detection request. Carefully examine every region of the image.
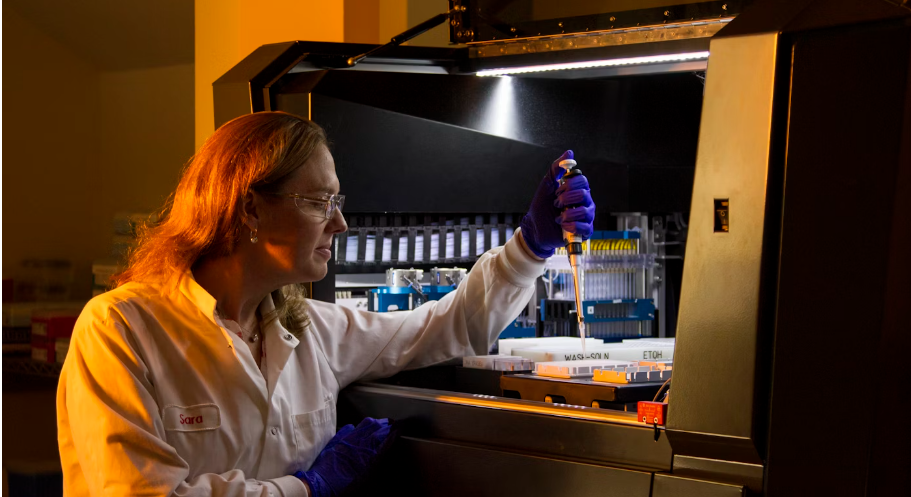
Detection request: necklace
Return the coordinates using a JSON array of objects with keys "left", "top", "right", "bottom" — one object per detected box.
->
[
  {"left": 238, "top": 323, "right": 260, "bottom": 343},
  {"left": 215, "top": 307, "right": 260, "bottom": 343}
]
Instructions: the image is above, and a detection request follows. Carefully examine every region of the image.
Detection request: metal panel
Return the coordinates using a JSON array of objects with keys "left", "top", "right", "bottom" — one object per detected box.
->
[
  {"left": 764, "top": 20, "right": 911, "bottom": 497},
  {"left": 268, "top": 68, "right": 703, "bottom": 216},
  {"left": 310, "top": 93, "right": 566, "bottom": 214},
  {"left": 672, "top": 455, "right": 762, "bottom": 494},
  {"left": 653, "top": 473, "right": 744, "bottom": 497},
  {"left": 666, "top": 32, "right": 781, "bottom": 464},
  {"left": 294, "top": 69, "right": 704, "bottom": 169},
  {"left": 338, "top": 383, "right": 673, "bottom": 471},
  {"left": 363, "top": 437, "right": 653, "bottom": 497},
  {"left": 867, "top": 26, "right": 911, "bottom": 495}
]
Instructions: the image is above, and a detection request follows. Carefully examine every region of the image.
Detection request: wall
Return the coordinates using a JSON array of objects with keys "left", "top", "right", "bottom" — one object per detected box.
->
[
  {"left": 99, "top": 64, "right": 195, "bottom": 224},
  {"left": 2, "top": 6, "right": 196, "bottom": 479},
  {"left": 406, "top": 0, "right": 451, "bottom": 47},
  {"left": 3, "top": 5, "right": 196, "bottom": 300},
  {"left": 2, "top": 5, "right": 104, "bottom": 299},
  {"left": 345, "top": 0, "right": 380, "bottom": 44},
  {"left": 379, "top": 0, "right": 408, "bottom": 43},
  {"left": 195, "top": 0, "right": 345, "bottom": 149},
  {"left": 380, "top": 0, "right": 450, "bottom": 47}
]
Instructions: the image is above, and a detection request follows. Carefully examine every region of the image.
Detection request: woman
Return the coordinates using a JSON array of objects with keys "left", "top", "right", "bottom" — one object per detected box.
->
[{"left": 57, "top": 111, "right": 594, "bottom": 496}]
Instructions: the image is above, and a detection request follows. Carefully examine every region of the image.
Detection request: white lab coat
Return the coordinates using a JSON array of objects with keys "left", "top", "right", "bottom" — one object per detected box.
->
[{"left": 57, "top": 234, "right": 544, "bottom": 496}]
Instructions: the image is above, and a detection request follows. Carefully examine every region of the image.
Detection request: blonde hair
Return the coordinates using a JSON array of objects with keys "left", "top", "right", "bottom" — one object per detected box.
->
[{"left": 115, "top": 111, "right": 329, "bottom": 335}]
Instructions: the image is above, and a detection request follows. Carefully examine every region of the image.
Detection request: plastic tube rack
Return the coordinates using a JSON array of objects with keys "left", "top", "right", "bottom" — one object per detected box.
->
[
  {"left": 541, "top": 231, "right": 657, "bottom": 340},
  {"left": 337, "top": 214, "right": 518, "bottom": 268}
]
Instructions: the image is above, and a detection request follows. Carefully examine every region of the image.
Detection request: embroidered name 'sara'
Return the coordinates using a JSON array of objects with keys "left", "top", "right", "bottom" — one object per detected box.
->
[
  {"left": 163, "top": 404, "right": 221, "bottom": 432},
  {"left": 179, "top": 414, "right": 205, "bottom": 425}
]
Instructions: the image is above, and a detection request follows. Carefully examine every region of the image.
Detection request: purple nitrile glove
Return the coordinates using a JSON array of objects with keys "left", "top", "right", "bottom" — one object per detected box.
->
[
  {"left": 293, "top": 418, "right": 396, "bottom": 497},
  {"left": 519, "top": 150, "right": 596, "bottom": 258}
]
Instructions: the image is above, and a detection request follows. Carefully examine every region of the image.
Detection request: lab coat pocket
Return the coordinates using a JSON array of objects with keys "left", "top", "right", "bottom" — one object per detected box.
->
[{"left": 292, "top": 401, "right": 336, "bottom": 470}]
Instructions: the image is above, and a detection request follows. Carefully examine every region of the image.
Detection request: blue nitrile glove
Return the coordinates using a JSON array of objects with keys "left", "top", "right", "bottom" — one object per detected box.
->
[
  {"left": 519, "top": 150, "right": 595, "bottom": 258},
  {"left": 293, "top": 417, "right": 395, "bottom": 497}
]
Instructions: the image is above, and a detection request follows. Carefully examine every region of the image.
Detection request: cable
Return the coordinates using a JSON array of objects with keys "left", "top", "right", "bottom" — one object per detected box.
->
[
  {"left": 675, "top": 211, "right": 688, "bottom": 229},
  {"left": 652, "top": 377, "right": 672, "bottom": 402}
]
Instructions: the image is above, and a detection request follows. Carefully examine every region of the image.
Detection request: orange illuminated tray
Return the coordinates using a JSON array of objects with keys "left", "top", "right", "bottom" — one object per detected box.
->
[
  {"left": 593, "top": 367, "right": 672, "bottom": 384},
  {"left": 500, "top": 374, "right": 664, "bottom": 410}
]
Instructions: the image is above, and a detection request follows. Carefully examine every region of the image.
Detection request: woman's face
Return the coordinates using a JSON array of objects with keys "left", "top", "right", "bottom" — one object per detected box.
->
[{"left": 258, "top": 145, "right": 348, "bottom": 284}]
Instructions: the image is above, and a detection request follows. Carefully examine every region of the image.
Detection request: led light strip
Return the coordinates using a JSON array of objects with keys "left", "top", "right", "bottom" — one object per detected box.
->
[{"left": 475, "top": 51, "right": 710, "bottom": 77}]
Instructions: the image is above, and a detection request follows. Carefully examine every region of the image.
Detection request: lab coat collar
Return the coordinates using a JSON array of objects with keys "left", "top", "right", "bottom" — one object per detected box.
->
[
  {"left": 177, "top": 271, "right": 220, "bottom": 326},
  {"left": 258, "top": 292, "right": 300, "bottom": 398},
  {"left": 175, "top": 271, "right": 291, "bottom": 350},
  {"left": 179, "top": 272, "right": 301, "bottom": 396}
]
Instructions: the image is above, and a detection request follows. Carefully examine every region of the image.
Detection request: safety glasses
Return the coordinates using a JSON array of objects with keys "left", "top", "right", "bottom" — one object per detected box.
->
[{"left": 264, "top": 192, "right": 345, "bottom": 220}]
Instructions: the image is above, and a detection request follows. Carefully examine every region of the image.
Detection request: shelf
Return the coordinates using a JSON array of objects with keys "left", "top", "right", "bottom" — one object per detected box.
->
[{"left": 3, "top": 357, "right": 63, "bottom": 378}]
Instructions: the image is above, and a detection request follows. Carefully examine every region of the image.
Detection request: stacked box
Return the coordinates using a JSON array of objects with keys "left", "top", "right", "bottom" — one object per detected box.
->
[
  {"left": 623, "top": 338, "right": 676, "bottom": 345},
  {"left": 498, "top": 337, "right": 602, "bottom": 356},
  {"left": 3, "top": 302, "right": 83, "bottom": 356},
  {"left": 31, "top": 310, "right": 79, "bottom": 363},
  {"left": 91, "top": 260, "right": 122, "bottom": 296},
  {"left": 463, "top": 355, "right": 534, "bottom": 371},
  {"left": 512, "top": 344, "right": 618, "bottom": 362},
  {"left": 3, "top": 303, "right": 42, "bottom": 355},
  {"left": 597, "top": 342, "right": 675, "bottom": 362},
  {"left": 509, "top": 341, "right": 674, "bottom": 363},
  {"left": 55, "top": 338, "right": 71, "bottom": 364}
]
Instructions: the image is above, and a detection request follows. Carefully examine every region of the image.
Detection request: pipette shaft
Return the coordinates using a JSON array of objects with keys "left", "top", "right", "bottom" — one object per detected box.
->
[{"left": 569, "top": 251, "right": 585, "bottom": 354}]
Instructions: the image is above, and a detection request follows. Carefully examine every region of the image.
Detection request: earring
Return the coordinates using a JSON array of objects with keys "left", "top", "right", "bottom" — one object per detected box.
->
[{"left": 250, "top": 228, "right": 259, "bottom": 244}]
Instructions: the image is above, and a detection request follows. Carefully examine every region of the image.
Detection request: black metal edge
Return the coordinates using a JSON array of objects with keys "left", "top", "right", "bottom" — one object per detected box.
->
[
  {"left": 213, "top": 41, "right": 468, "bottom": 129},
  {"left": 672, "top": 454, "right": 764, "bottom": 494},
  {"left": 653, "top": 473, "right": 746, "bottom": 497},
  {"left": 719, "top": 17, "right": 798, "bottom": 468},
  {"left": 462, "top": 0, "right": 748, "bottom": 43},
  {"left": 300, "top": 43, "right": 466, "bottom": 72},
  {"left": 399, "top": 436, "right": 657, "bottom": 495},
  {"left": 213, "top": 42, "right": 301, "bottom": 129},
  {"left": 665, "top": 429, "right": 763, "bottom": 465}
]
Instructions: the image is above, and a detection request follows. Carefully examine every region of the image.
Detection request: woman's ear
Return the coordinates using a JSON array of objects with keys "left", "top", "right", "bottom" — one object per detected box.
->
[{"left": 240, "top": 191, "right": 261, "bottom": 231}]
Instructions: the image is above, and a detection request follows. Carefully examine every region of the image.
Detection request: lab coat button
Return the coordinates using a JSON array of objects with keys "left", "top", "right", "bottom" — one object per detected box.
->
[
  {"left": 270, "top": 427, "right": 278, "bottom": 435},
  {"left": 284, "top": 334, "right": 293, "bottom": 340}
]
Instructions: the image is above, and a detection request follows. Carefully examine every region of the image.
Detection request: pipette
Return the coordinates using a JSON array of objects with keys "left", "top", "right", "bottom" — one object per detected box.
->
[{"left": 558, "top": 158, "right": 586, "bottom": 355}]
